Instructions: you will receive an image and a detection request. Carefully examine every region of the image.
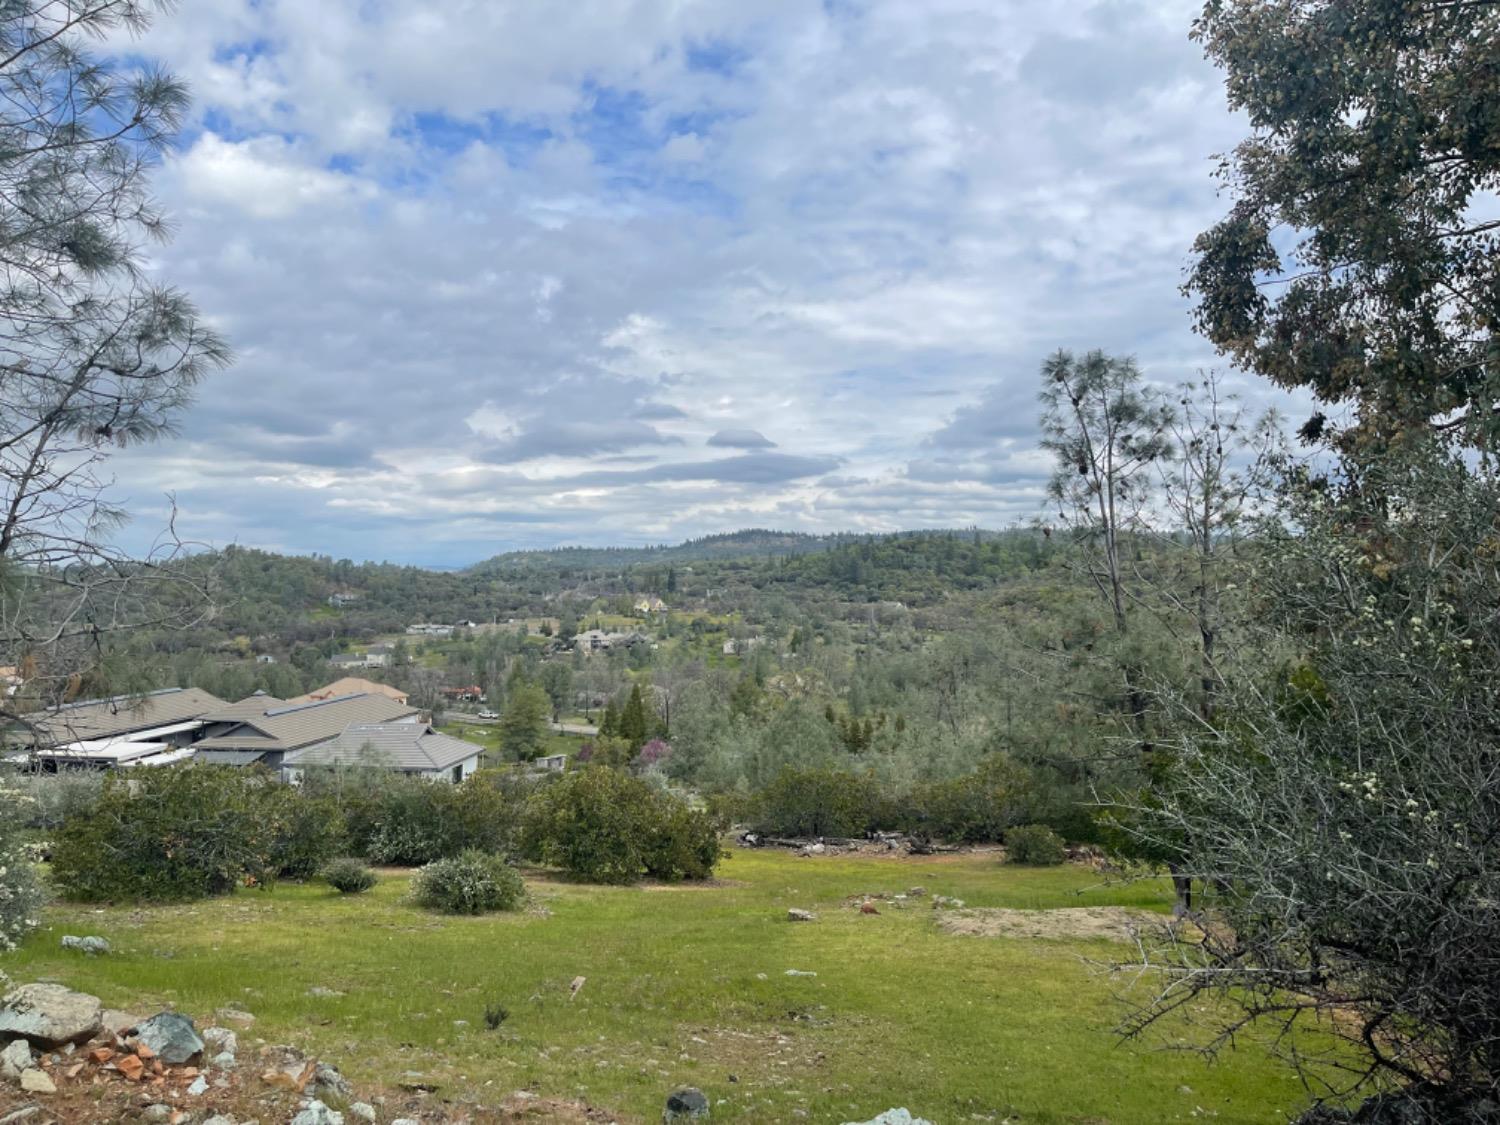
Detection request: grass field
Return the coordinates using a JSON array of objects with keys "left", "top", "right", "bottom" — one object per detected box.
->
[{"left": 4, "top": 850, "right": 1316, "bottom": 1124}]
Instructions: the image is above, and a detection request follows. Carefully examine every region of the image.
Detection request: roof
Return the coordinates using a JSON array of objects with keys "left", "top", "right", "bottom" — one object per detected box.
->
[
  {"left": 195, "top": 749, "right": 269, "bottom": 767},
  {"left": 284, "top": 722, "right": 482, "bottom": 773},
  {"left": 193, "top": 693, "right": 419, "bottom": 753},
  {"left": 23, "top": 687, "right": 227, "bottom": 744},
  {"left": 199, "top": 692, "right": 287, "bottom": 723},
  {"left": 288, "top": 678, "right": 408, "bottom": 705}
]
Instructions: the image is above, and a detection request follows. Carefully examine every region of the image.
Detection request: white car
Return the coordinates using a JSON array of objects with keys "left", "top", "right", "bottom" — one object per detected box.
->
[{"left": 476, "top": 709, "right": 499, "bottom": 719}]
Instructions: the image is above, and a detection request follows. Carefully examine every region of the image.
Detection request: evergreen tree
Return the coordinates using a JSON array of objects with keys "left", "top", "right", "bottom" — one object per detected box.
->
[{"left": 619, "top": 683, "right": 649, "bottom": 750}]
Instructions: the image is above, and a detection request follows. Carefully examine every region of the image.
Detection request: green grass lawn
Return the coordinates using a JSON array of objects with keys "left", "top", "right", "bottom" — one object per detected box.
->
[{"left": 5, "top": 851, "right": 1317, "bottom": 1123}]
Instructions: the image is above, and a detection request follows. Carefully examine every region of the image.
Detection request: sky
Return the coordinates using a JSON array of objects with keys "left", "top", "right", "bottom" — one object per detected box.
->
[{"left": 104, "top": 0, "right": 1297, "bottom": 567}]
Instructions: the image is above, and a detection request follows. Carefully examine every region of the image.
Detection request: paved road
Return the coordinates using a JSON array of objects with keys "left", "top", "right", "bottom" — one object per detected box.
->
[{"left": 444, "top": 713, "right": 598, "bottom": 737}]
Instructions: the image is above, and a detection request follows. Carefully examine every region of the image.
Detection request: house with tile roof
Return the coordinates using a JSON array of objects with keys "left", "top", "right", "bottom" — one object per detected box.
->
[
  {"left": 288, "top": 677, "right": 408, "bottom": 706},
  {"left": 192, "top": 692, "right": 419, "bottom": 770},
  {"left": 283, "top": 721, "right": 483, "bottom": 783},
  {"left": 21, "top": 687, "right": 227, "bottom": 748}
]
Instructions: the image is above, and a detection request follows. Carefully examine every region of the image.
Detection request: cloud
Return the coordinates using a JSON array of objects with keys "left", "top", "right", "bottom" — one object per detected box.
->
[
  {"left": 707, "top": 428, "right": 777, "bottom": 449},
  {"left": 88, "top": 0, "right": 1305, "bottom": 565}
]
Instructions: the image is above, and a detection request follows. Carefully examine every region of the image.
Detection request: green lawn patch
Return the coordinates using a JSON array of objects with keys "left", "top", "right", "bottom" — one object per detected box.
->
[{"left": 5, "top": 850, "right": 1318, "bottom": 1123}]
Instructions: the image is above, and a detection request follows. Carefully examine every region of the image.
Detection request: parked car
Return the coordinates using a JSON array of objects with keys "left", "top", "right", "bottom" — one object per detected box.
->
[{"left": 476, "top": 709, "right": 499, "bottom": 719}]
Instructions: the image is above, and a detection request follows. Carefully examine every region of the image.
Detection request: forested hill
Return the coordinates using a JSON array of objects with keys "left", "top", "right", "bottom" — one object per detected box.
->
[{"left": 466, "top": 529, "right": 842, "bottom": 574}]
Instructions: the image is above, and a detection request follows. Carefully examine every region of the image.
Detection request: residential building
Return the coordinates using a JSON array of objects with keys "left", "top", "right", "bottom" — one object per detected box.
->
[
  {"left": 329, "top": 650, "right": 388, "bottom": 670},
  {"left": 192, "top": 692, "right": 419, "bottom": 770},
  {"left": 405, "top": 623, "right": 453, "bottom": 637},
  {"left": 572, "top": 629, "right": 647, "bottom": 653},
  {"left": 440, "top": 685, "right": 483, "bottom": 703},
  {"left": 289, "top": 678, "right": 409, "bottom": 706},
  {"left": 327, "top": 592, "right": 361, "bottom": 608},
  {"left": 283, "top": 722, "right": 483, "bottom": 784},
  {"left": 19, "top": 686, "right": 228, "bottom": 770},
  {"left": 534, "top": 752, "right": 568, "bottom": 773},
  {"left": 634, "top": 595, "right": 666, "bottom": 615}
]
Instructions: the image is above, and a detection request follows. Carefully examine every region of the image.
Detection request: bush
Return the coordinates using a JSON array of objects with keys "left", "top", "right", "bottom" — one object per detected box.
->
[
  {"left": 1, "top": 771, "right": 104, "bottom": 829},
  {"left": 1005, "top": 824, "right": 1067, "bottom": 866},
  {"left": 522, "top": 766, "right": 721, "bottom": 884},
  {"left": 322, "top": 857, "right": 376, "bottom": 894},
  {"left": 752, "top": 767, "right": 886, "bottom": 838},
  {"left": 0, "top": 782, "right": 46, "bottom": 950},
  {"left": 266, "top": 789, "right": 345, "bottom": 879},
  {"left": 51, "top": 765, "right": 298, "bottom": 901},
  {"left": 905, "top": 755, "right": 1037, "bottom": 843},
  {"left": 410, "top": 850, "right": 524, "bottom": 914}
]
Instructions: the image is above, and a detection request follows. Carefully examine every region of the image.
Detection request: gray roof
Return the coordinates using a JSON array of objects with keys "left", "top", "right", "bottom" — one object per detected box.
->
[
  {"left": 199, "top": 692, "right": 287, "bottom": 723},
  {"left": 284, "top": 722, "right": 482, "bottom": 773},
  {"left": 23, "top": 687, "right": 227, "bottom": 744},
  {"left": 193, "top": 693, "right": 419, "bottom": 753}
]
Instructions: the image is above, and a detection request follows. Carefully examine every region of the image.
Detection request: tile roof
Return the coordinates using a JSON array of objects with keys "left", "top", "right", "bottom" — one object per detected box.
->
[
  {"left": 193, "top": 693, "right": 418, "bottom": 753},
  {"left": 24, "top": 687, "right": 227, "bottom": 743},
  {"left": 287, "top": 678, "right": 408, "bottom": 705},
  {"left": 284, "top": 722, "right": 482, "bottom": 772}
]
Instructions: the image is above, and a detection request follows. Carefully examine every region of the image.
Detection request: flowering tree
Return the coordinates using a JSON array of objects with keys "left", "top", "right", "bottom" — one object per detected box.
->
[
  {"left": 1121, "top": 444, "right": 1500, "bottom": 1118},
  {"left": 0, "top": 783, "right": 45, "bottom": 951}
]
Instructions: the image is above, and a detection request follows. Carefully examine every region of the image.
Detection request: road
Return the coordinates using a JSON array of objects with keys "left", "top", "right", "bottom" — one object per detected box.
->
[{"left": 443, "top": 712, "right": 599, "bottom": 737}]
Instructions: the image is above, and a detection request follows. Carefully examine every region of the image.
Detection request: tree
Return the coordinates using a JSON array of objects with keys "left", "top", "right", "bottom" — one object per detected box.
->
[
  {"left": 1122, "top": 443, "right": 1500, "bottom": 1119},
  {"left": 538, "top": 661, "right": 573, "bottom": 723},
  {"left": 1186, "top": 0, "right": 1500, "bottom": 445},
  {"left": 499, "top": 681, "right": 549, "bottom": 761},
  {"left": 0, "top": 0, "right": 229, "bottom": 718},
  {"left": 619, "top": 683, "right": 649, "bottom": 750}
]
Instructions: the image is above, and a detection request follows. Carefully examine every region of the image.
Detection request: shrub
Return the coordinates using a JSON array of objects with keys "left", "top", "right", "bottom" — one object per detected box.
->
[
  {"left": 752, "top": 767, "right": 885, "bottom": 838},
  {"left": 483, "top": 1001, "right": 509, "bottom": 1030},
  {"left": 522, "top": 766, "right": 721, "bottom": 884},
  {"left": 2, "top": 771, "right": 104, "bottom": 829},
  {"left": 1005, "top": 824, "right": 1067, "bottom": 866},
  {"left": 266, "top": 789, "right": 345, "bottom": 879},
  {"left": 322, "top": 857, "right": 376, "bottom": 894},
  {"left": 905, "top": 755, "right": 1038, "bottom": 843},
  {"left": 410, "top": 850, "right": 524, "bottom": 914},
  {"left": 51, "top": 765, "right": 295, "bottom": 901},
  {"left": 0, "top": 782, "right": 46, "bottom": 950}
]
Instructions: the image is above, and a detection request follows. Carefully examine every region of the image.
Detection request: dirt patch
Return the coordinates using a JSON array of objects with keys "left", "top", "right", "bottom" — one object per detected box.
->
[{"left": 936, "top": 906, "right": 1172, "bottom": 942}]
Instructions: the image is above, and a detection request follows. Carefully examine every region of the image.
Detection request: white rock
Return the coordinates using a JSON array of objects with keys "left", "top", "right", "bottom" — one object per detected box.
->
[
  {"left": 186, "top": 1075, "right": 209, "bottom": 1096},
  {"left": 17, "top": 1069, "right": 55, "bottom": 1095},
  {"left": 842, "top": 1111, "right": 933, "bottom": 1125},
  {"left": 348, "top": 1104, "right": 377, "bottom": 1123},
  {"left": 0, "top": 1038, "right": 33, "bottom": 1079},
  {"left": 202, "top": 1026, "right": 238, "bottom": 1054},
  {"left": 0, "top": 984, "right": 103, "bottom": 1048},
  {"left": 291, "top": 1101, "right": 345, "bottom": 1125},
  {"left": 211, "top": 1050, "right": 236, "bottom": 1069}
]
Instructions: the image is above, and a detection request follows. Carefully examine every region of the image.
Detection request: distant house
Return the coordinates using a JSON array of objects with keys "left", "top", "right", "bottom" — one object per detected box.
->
[
  {"left": 327, "top": 592, "right": 360, "bottom": 608},
  {"left": 405, "top": 623, "right": 453, "bottom": 637},
  {"left": 533, "top": 752, "right": 567, "bottom": 773},
  {"left": 572, "top": 629, "right": 647, "bottom": 653},
  {"left": 192, "top": 692, "right": 420, "bottom": 770},
  {"left": 290, "top": 677, "right": 409, "bottom": 706},
  {"left": 282, "top": 722, "right": 482, "bottom": 784},
  {"left": 440, "top": 685, "right": 483, "bottom": 703},
  {"left": 330, "top": 651, "right": 387, "bottom": 670},
  {"left": 722, "top": 637, "right": 764, "bottom": 657},
  {"left": 21, "top": 686, "right": 228, "bottom": 770},
  {"left": 634, "top": 595, "right": 666, "bottom": 615},
  {"left": 255, "top": 653, "right": 278, "bottom": 665}
]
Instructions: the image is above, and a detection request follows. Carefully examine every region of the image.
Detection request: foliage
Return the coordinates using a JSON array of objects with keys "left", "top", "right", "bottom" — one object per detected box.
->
[
  {"left": 752, "top": 766, "right": 888, "bottom": 838},
  {"left": 500, "top": 682, "right": 551, "bottom": 761},
  {"left": 50, "top": 766, "right": 295, "bottom": 901},
  {"left": 409, "top": 849, "right": 524, "bottom": 915},
  {"left": 2, "top": 771, "right": 104, "bottom": 829},
  {"left": 322, "top": 857, "right": 377, "bottom": 894},
  {"left": 1186, "top": 0, "right": 1500, "bottom": 444},
  {"left": 1004, "top": 824, "right": 1066, "bottom": 866},
  {"left": 265, "top": 788, "right": 345, "bottom": 879},
  {"left": 0, "top": 782, "right": 46, "bottom": 951},
  {"left": 1123, "top": 444, "right": 1500, "bottom": 1113},
  {"left": 522, "top": 766, "right": 720, "bottom": 884},
  {"left": 906, "top": 755, "right": 1038, "bottom": 843}
]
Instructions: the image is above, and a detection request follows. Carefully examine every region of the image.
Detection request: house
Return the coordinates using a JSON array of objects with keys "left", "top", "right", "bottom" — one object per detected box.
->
[
  {"left": 405, "top": 623, "right": 453, "bottom": 637},
  {"left": 329, "top": 651, "right": 388, "bottom": 670},
  {"left": 255, "top": 654, "right": 278, "bottom": 665},
  {"left": 282, "top": 722, "right": 483, "bottom": 783},
  {"left": 722, "top": 637, "right": 764, "bottom": 656},
  {"left": 572, "top": 629, "right": 648, "bottom": 653},
  {"left": 327, "top": 592, "right": 360, "bottom": 608},
  {"left": 289, "top": 678, "right": 409, "bottom": 706},
  {"left": 192, "top": 692, "right": 420, "bottom": 770},
  {"left": 533, "top": 752, "right": 567, "bottom": 773},
  {"left": 440, "top": 685, "right": 483, "bottom": 703},
  {"left": 634, "top": 595, "right": 666, "bottom": 615},
  {"left": 20, "top": 686, "right": 228, "bottom": 770}
]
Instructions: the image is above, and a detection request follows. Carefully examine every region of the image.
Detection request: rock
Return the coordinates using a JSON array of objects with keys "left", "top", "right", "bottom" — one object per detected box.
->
[
  {"left": 859, "top": 902, "right": 880, "bottom": 915},
  {"left": 306, "top": 986, "right": 345, "bottom": 999},
  {"left": 101, "top": 1009, "right": 142, "bottom": 1036},
  {"left": 17, "top": 1069, "right": 55, "bottom": 1095},
  {"left": 202, "top": 1117, "right": 237, "bottom": 1125},
  {"left": 214, "top": 1007, "right": 256, "bottom": 1027},
  {"left": 310, "top": 1062, "right": 354, "bottom": 1101},
  {"left": 135, "top": 1012, "right": 204, "bottom": 1065},
  {"left": 930, "top": 895, "right": 964, "bottom": 910},
  {"left": 842, "top": 1111, "right": 933, "bottom": 1125},
  {"left": 906, "top": 887, "right": 927, "bottom": 897},
  {"left": 349, "top": 1104, "right": 377, "bottom": 1123},
  {"left": 0, "top": 984, "right": 103, "bottom": 1049},
  {"left": 787, "top": 909, "right": 816, "bottom": 922},
  {"left": 291, "top": 1100, "right": 345, "bottom": 1125},
  {"left": 59, "top": 935, "right": 109, "bottom": 955},
  {"left": 391, "top": 1120, "right": 420, "bottom": 1125},
  {"left": 664, "top": 1086, "right": 710, "bottom": 1120},
  {"left": 0, "top": 1038, "right": 32, "bottom": 1079},
  {"left": 142, "top": 1105, "right": 172, "bottom": 1122},
  {"left": 186, "top": 1075, "right": 209, "bottom": 1096},
  {"left": 0, "top": 1106, "right": 39, "bottom": 1124},
  {"left": 116, "top": 1054, "right": 146, "bottom": 1081},
  {"left": 784, "top": 969, "right": 817, "bottom": 977},
  {"left": 202, "top": 1027, "right": 238, "bottom": 1054},
  {"left": 211, "top": 1050, "right": 237, "bottom": 1070},
  {"left": 800, "top": 843, "right": 825, "bottom": 856}
]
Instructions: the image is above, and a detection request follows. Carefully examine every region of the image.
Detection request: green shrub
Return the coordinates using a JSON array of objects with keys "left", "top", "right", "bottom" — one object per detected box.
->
[
  {"left": 322, "top": 857, "right": 376, "bottom": 894},
  {"left": 1005, "top": 824, "right": 1067, "bottom": 866},
  {"left": 905, "top": 755, "right": 1038, "bottom": 843},
  {"left": 266, "top": 789, "right": 345, "bottom": 879},
  {"left": 522, "top": 766, "right": 721, "bottom": 884},
  {"left": 410, "top": 850, "right": 524, "bottom": 914},
  {"left": 752, "top": 767, "right": 885, "bottom": 838},
  {"left": 51, "top": 765, "right": 293, "bottom": 901},
  {"left": 0, "top": 780, "right": 46, "bottom": 949},
  {"left": 2, "top": 771, "right": 104, "bottom": 829}
]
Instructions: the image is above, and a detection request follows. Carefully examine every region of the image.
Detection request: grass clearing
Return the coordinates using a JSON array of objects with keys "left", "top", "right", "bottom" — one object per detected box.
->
[{"left": 4, "top": 850, "right": 1317, "bottom": 1123}]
